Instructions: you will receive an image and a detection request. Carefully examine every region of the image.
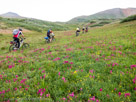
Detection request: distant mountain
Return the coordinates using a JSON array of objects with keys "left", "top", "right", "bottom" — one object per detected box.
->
[
  {"left": 0, "top": 12, "right": 23, "bottom": 18},
  {"left": 68, "top": 8, "right": 136, "bottom": 23}
]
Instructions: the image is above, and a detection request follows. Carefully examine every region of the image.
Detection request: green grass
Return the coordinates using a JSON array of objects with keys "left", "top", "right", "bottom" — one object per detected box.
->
[{"left": 0, "top": 21, "right": 136, "bottom": 102}]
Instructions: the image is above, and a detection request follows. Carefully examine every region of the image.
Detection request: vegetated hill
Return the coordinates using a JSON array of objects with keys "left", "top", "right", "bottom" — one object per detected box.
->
[
  {"left": 68, "top": 8, "right": 136, "bottom": 23},
  {"left": 0, "top": 12, "right": 77, "bottom": 32},
  {"left": 0, "top": 12, "right": 23, "bottom": 18},
  {"left": 0, "top": 17, "right": 73, "bottom": 32}
]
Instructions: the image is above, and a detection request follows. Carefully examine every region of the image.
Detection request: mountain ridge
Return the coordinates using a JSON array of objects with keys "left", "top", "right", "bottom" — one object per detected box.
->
[
  {"left": 0, "top": 12, "right": 23, "bottom": 18},
  {"left": 1, "top": 8, "right": 136, "bottom": 23},
  {"left": 68, "top": 8, "right": 136, "bottom": 23}
]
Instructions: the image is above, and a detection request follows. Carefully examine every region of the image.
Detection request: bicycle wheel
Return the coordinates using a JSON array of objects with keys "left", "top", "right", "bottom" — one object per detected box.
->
[
  {"left": 22, "top": 43, "right": 29, "bottom": 49},
  {"left": 45, "top": 39, "right": 50, "bottom": 43},
  {"left": 9, "top": 45, "right": 16, "bottom": 52},
  {"left": 52, "top": 38, "right": 56, "bottom": 42}
]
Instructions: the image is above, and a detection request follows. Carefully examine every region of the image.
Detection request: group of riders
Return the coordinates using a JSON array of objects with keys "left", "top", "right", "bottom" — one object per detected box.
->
[
  {"left": 76, "top": 26, "right": 88, "bottom": 36},
  {"left": 12, "top": 26, "right": 88, "bottom": 49}
]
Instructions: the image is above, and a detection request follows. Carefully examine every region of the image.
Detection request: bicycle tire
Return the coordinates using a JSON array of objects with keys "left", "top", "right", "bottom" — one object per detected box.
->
[
  {"left": 22, "top": 43, "right": 29, "bottom": 49},
  {"left": 45, "top": 39, "right": 50, "bottom": 43},
  {"left": 52, "top": 38, "right": 56, "bottom": 42},
  {"left": 9, "top": 45, "right": 16, "bottom": 52}
]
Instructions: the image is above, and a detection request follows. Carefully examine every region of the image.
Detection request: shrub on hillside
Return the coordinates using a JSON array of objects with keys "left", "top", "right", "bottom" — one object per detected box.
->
[
  {"left": 90, "top": 24, "right": 103, "bottom": 27},
  {"left": 120, "top": 15, "right": 136, "bottom": 23},
  {"left": 90, "top": 21, "right": 96, "bottom": 24},
  {"left": 99, "top": 21, "right": 111, "bottom": 24}
]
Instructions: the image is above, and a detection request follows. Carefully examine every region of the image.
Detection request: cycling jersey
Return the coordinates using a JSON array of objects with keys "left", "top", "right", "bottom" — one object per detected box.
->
[{"left": 13, "top": 31, "right": 22, "bottom": 38}]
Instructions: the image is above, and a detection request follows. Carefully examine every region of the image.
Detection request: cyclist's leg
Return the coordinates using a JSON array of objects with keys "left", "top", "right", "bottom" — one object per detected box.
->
[{"left": 16, "top": 38, "right": 20, "bottom": 48}]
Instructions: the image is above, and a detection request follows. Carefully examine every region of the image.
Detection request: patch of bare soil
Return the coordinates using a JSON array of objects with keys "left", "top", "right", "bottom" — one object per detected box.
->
[{"left": 0, "top": 28, "right": 31, "bottom": 34}]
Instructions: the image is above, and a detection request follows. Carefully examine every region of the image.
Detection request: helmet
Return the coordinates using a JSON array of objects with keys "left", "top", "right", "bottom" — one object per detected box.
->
[{"left": 19, "top": 28, "right": 22, "bottom": 31}]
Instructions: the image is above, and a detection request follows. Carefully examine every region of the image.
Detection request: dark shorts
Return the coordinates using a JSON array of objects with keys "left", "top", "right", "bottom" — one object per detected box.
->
[
  {"left": 47, "top": 35, "right": 51, "bottom": 39},
  {"left": 13, "top": 37, "right": 20, "bottom": 48},
  {"left": 13, "top": 37, "right": 19, "bottom": 42}
]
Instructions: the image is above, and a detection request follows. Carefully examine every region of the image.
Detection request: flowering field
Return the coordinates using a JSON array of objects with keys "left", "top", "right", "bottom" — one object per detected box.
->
[{"left": 0, "top": 21, "right": 136, "bottom": 102}]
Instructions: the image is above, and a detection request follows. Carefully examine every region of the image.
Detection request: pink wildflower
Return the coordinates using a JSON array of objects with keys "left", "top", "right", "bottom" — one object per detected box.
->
[
  {"left": 69, "top": 92, "right": 74, "bottom": 97},
  {"left": 42, "top": 70, "right": 45, "bottom": 73},
  {"left": 25, "top": 88, "right": 28, "bottom": 91},
  {"left": 132, "top": 77, "right": 136, "bottom": 84},
  {"left": 89, "top": 70, "right": 93, "bottom": 73},
  {"left": 40, "top": 92, "right": 43, "bottom": 96},
  {"left": 43, "top": 74, "right": 46, "bottom": 78},
  {"left": 130, "top": 65, "right": 136, "bottom": 69},
  {"left": 15, "top": 88, "right": 17, "bottom": 91},
  {"left": 107, "top": 94, "right": 110, "bottom": 98},
  {"left": 58, "top": 72, "right": 60, "bottom": 76},
  {"left": 46, "top": 94, "right": 50, "bottom": 97},
  {"left": 64, "top": 61, "right": 69, "bottom": 64},
  {"left": 110, "top": 70, "right": 112, "bottom": 74},
  {"left": 53, "top": 57, "right": 60, "bottom": 61},
  {"left": 90, "top": 96, "right": 95, "bottom": 101},
  {"left": 2, "top": 90, "right": 5, "bottom": 94},
  {"left": 96, "top": 100, "right": 99, "bottom": 102},
  {"left": 125, "top": 93, "right": 131, "bottom": 97},
  {"left": 62, "top": 77, "right": 66, "bottom": 82},
  {"left": 112, "top": 63, "right": 118, "bottom": 67},
  {"left": 43, "top": 88, "right": 46, "bottom": 92},
  {"left": 48, "top": 52, "right": 52, "bottom": 54},
  {"left": 69, "top": 62, "right": 73, "bottom": 64},
  {"left": 63, "top": 98, "right": 66, "bottom": 100},
  {"left": 100, "top": 88, "right": 102, "bottom": 91},
  {"left": 80, "top": 88, "right": 82, "bottom": 91},
  {"left": 8, "top": 65, "right": 12, "bottom": 68},
  {"left": 118, "top": 92, "right": 121, "bottom": 97},
  {"left": 40, "top": 76, "right": 42, "bottom": 79}
]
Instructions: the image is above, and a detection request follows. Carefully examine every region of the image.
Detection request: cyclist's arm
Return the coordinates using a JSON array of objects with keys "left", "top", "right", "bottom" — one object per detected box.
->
[{"left": 22, "top": 34, "right": 24, "bottom": 38}]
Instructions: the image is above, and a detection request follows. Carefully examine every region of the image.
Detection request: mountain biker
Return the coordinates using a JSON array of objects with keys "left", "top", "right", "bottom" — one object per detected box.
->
[
  {"left": 51, "top": 33, "right": 55, "bottom": 41},
  {"left": 85, "top": 26, "right": 88, "bottom": 32},
  {"left": 76, "top": 27, "right": 80, "bottom": 36},
  {"left": 47, "top": 29, "right": 53, "bottom": 42},
  {"left": 13, "top": 28, "right": 24, "bottom": 48},
  {"left": 82, "top": 27, "right": 85, "bottom": 33}
]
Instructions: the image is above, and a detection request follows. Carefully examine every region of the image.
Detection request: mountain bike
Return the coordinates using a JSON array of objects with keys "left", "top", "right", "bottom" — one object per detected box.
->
[
  {"left": 9, "top": 37, "right": 29, "bottom": 52},
  {"left": 45, "top": 36, "right": 56, "bottom": 43}
]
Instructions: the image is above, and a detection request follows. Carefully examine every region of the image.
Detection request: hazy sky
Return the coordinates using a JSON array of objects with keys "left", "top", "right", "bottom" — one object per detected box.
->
[{"left": 0, "top": 0, "right": 136, "bottom": 22}]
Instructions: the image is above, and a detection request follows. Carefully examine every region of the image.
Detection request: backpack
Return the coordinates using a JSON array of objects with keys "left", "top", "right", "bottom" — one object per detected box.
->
[{"left": 13, "top": 29, "right": 19, "bottom": 35}]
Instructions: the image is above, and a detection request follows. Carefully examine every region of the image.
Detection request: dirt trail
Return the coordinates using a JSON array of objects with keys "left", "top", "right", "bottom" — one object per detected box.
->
[{"left": 0, "top": 28, "right": 31, "bottom": 34}]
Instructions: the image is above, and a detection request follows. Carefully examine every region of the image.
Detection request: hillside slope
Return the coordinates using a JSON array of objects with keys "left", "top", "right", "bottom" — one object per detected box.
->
[
  {"left": 0, "top": 17, "right": 71, "bottom": 33},
  {"left": 0, "top": 21, "right": 136, "bottom": 101}
]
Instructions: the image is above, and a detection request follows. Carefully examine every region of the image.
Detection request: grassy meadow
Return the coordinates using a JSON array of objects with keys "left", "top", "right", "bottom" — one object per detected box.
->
[{"left": 0, "top": 20, "right": 136, "bottom": 102}]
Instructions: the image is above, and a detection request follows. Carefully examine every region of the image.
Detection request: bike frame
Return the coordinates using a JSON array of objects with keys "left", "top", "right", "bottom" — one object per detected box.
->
[{"left": 19, "top": 38, "right": 24, "bottom": 48}]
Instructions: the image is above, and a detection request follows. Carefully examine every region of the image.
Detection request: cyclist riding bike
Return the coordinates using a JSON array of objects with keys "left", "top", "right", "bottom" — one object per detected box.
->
[
  {"left": 76, "top": 27, "right": 80, "bottom": 36},
  {"left": 51, "top": 33, "right": 55, "bottom": 41},
  {"left": 82, "top": 27, "right": 85, "bottom": 33},
  {"left": 13, "top": 28, "right": 24, "bottom": 49},
  {"left": 47, "top": 29, "right": 53, "bottom": 42}
]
